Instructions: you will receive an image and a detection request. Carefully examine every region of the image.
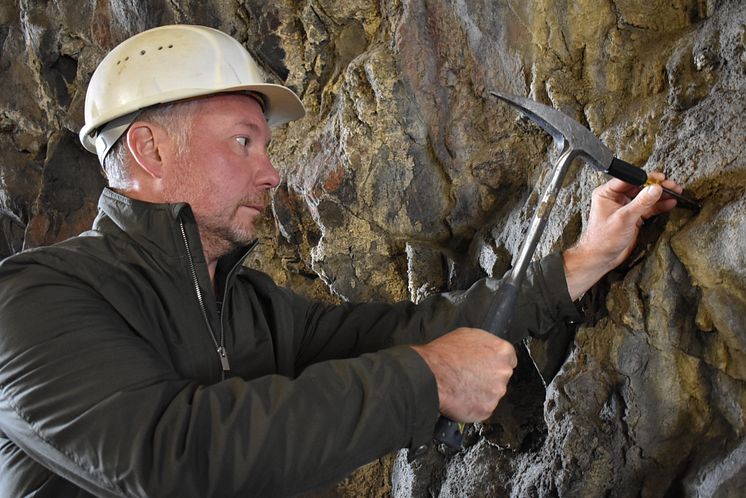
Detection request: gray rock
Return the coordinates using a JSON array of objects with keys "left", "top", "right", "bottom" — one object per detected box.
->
[{"left": 1, "top": 0, "right": 744, "bottom": 496}]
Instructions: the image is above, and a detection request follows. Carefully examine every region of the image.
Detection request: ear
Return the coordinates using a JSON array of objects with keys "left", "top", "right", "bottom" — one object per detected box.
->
[{"left": 126, "top": 122, "right": 165, "bottom": 179}]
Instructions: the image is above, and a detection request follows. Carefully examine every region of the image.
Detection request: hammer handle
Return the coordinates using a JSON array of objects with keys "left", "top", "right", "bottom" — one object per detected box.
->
[
  {"left": 432, "top": 282, "right": 520, "bottom": 448},
  {"left": 429, "top": 145, "right": 580, "bottom": 452},
  {"left": 607, "top": 157, "right": 648, "bottom": 186}
]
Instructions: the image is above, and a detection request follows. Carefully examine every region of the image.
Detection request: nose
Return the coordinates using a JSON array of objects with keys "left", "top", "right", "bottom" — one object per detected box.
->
[{"left": 256, "top": 152, "right": 281, "bottom": 189}]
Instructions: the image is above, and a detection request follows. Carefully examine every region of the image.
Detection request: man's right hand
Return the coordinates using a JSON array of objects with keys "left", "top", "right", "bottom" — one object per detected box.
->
[{"left": 411, "top": 327, "right": 517, "bottom": 423}]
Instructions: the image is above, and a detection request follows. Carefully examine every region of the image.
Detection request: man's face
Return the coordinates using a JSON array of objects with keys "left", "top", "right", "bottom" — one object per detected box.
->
[{"left": 162, "top": 94, "right": 280, "bottom": 255}]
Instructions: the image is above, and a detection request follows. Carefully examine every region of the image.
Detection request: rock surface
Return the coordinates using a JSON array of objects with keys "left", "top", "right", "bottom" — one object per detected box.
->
[{"left": 1, "top": 0, "right": 744, "bottom": 496}]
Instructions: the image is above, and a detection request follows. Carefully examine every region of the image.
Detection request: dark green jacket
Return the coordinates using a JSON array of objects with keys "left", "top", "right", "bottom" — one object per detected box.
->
[{"left": 0, "top": 189, "right": 580, "bottom": 497}]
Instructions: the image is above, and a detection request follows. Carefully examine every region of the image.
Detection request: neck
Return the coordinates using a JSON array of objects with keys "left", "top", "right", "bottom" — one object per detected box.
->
[
  {"left": 200, "top": 234, "right": 237, "bottom": 291},
  {"left": 206, "top": 258, "right": 218, "bottom": 290}
]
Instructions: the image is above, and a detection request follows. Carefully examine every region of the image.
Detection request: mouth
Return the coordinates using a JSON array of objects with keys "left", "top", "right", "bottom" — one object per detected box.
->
[
  {"left": 241, "top": 204, "right": 264, "bottom": 214},
  {"left": 241, "top": 192, "right": 270, "bottom": 215}
]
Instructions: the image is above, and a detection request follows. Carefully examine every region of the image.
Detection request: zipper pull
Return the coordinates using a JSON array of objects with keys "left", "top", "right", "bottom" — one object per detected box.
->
[{"left": 217, "top": 346, "right": 231, "bottom": 372}]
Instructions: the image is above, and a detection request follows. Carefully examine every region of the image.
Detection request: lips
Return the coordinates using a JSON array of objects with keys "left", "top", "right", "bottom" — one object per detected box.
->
[
  {"left": 241, "top": 192, "right": 269, "bottom": 213},
  {"left": 239, "top": 203, "right": 263, "bottom": 213}
]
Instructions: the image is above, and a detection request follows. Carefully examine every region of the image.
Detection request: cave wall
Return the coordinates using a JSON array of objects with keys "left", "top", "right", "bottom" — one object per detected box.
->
[{"left": 1, "top": 1, "right": 744, "bottom": 496}]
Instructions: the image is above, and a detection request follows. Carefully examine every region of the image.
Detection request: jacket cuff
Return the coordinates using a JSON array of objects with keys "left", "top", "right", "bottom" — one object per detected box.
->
[
  {"left": 511, "top": 253, "right": 583, "bottom": 339},
  {"left": 384, "top": 345, "right": 439, "bottom": 453},
  {"left": 537, "top": 253, "right": 583, "bottom": 324}
]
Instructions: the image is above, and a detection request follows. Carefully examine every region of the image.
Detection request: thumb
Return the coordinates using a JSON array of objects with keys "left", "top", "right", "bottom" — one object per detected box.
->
[{"left": 624, "top": 184, "right": 662, "bottom": 219}]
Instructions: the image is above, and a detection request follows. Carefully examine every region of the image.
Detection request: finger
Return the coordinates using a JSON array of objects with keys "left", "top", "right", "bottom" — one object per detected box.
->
[
  {"left": 661, "top": 180, "right": 684, "bottom": 197},
  {"left": 506, "top": 344, "right": 518, "bottom": 368},
  {"left": 595, "top": 178, "right": 640, "bottom": 206},
  {"left": 648, "top": 197, "right": 678, "bottom": 217},
  {"left": 644, "top": 173, "right": 682, "bottom": 214},
  {"left": 647, "top": 171, "right": 684, "bottom": 195},
  {"left": 603, "top": 177, "right": 642, "bottom": 195},
  {"left": 661, "top": 197, "right": 678, "bottom": 210},
  {"left": 620, "top": 184, "right": 663, "bottom": 221},
  {"left": 660, "top": 184, "right": 684, "bottom": 199}
]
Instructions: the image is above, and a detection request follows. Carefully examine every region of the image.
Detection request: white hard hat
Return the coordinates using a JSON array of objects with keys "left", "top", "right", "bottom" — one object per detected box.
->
[{"left": 79, "top": 24, "right": 305, "bottom": 163}]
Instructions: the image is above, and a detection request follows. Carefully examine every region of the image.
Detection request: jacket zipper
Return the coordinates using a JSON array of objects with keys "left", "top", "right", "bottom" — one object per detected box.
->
[
  {"left": 217, "top": 240, "right": 257, "bottom": 370},
  {"left": 178, "top": 219, "right": 230, "bottom": 379}
]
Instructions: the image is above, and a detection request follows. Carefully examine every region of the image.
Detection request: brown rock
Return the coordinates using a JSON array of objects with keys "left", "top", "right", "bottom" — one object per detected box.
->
[{"left": 1, "top": 0, "right": 744, "bottom": 496}]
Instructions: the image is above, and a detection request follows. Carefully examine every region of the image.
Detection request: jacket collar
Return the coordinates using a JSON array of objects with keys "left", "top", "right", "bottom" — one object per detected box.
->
[
  {"left": 94, "top": 188, "right": 191, "bottom": 259},
  {"left": 92, "top": 188, "right": 257, "bottom": 277}
]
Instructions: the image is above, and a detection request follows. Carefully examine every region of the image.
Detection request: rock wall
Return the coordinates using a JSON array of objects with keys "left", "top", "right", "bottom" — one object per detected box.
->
[{"left": 1, "top": 1, "right": 744, "bottom": 496}]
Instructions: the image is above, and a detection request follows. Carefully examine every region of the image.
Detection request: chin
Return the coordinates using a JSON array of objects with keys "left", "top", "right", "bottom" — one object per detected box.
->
[{"left": 230, "top": 225, "right": 257, "bottom": 247}]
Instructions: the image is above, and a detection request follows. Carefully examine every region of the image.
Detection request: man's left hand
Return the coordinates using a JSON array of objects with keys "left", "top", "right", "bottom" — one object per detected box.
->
[{"left": 563, "top": 172, "right": 683, "bottom": 300}]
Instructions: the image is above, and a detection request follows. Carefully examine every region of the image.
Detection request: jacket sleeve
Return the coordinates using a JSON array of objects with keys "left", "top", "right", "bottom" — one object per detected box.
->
[
  {"left": 0, "top": 261, "right": 437, "bottom": 497},
  {"left": 287, "top": 252, "right": 582, "bottom": 369},
  {"left": 0, "top": 252, "right": 579, "bottom": 497}
]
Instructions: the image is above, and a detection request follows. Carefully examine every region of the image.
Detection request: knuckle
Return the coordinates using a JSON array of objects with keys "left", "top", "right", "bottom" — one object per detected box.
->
[
  {"left": 482, "top": 407, "right": 495, "bottom": 420},
  {"left": 480, "top": 400, "right": 497, "bottom": 418},
  {"left": 494, "top": 338, "right": 514, "bottom": 353}
]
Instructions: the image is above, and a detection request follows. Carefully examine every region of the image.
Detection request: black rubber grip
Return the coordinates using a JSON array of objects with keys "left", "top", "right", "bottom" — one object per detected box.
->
[
  {"left": 607, "top": 157, "right": 648, "bottom": 186},
  {"left": 431, "top": 282, "right": 521, "bottom": 449},
  {"left": 433, "top": 417, "right": 463, "bottom": 448},
  {"left": 482, "top": 282, "right": 520, "bottom": 341}
]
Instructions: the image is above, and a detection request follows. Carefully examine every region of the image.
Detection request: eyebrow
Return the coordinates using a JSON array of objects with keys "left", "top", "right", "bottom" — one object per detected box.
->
[{"left": 235, "top": 121, "right": 272, "bottom": 145}]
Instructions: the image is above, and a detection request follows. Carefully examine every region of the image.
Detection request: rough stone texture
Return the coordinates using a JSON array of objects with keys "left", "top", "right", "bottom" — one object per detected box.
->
[{"left": 1, "top": 0, "right": 744, "bottom": 496}]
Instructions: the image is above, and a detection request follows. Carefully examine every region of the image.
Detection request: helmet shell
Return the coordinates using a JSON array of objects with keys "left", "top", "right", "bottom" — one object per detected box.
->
[{"left": 79, "top": 24, "right": 305, "bottom": 160}]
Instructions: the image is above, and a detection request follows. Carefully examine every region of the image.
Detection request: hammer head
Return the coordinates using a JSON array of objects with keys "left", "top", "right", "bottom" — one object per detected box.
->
[{"left": 491, "top": 91, "right": 614, "bottom": 172}]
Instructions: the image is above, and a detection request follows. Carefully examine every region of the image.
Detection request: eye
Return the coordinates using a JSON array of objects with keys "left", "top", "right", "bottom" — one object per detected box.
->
[{"left": 235, "top": 136, "right": 250, "bottom": 147}]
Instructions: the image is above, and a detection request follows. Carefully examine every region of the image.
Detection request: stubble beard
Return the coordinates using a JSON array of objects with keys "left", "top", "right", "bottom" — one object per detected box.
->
[
  {"left": 196, "top": 191, "right": 270, "bottom": 260},
  {"left": 163, "top": 151, "right": 269, "bottom": 261}
]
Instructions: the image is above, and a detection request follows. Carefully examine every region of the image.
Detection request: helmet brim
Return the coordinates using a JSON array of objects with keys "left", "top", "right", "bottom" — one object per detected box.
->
[{"left": 79, "top": 83, "right": 305, "bottom": 156}]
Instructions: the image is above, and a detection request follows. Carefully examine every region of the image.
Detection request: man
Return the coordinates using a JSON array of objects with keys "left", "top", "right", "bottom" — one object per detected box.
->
[{"left": 0, "top": 25, "right": 682, "bottom": 497}]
